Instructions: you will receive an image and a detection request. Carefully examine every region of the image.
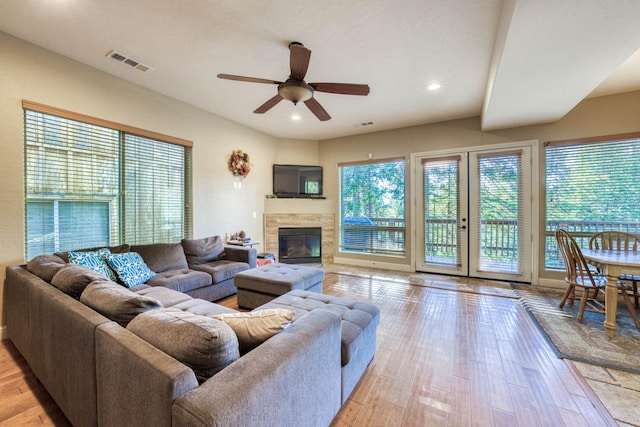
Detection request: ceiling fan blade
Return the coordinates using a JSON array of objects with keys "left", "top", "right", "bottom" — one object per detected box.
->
[
  {"left": 309, "top": 82, "right": 370, "bottom": 96},
  {"left": 217, "top": 74, "right": 281, "bottom": 85},
  {"left": 304, "top": 97, "right": 331, "bottom": 121},
  {"left": 289, "top": 44, "right": 311, "bottom": 80},
  {"left": 254, "top": 95, "right": 283, "bottom": 114}
]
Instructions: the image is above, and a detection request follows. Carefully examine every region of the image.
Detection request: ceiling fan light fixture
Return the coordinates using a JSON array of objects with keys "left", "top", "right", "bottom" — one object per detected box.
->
[
  {"left": 278, "top": 80, "right": 313, "bottom": 104},
  {"left": 218, "top": 42, "right": 368, "bottom": 121}
]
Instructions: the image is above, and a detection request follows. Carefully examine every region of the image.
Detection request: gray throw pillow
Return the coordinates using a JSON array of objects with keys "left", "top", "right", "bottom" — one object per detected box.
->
[
  {"left": 51, "top": 264, "right": 110, "bottom": 297},
  {"left": 26, "top": 254, "right": 66, "bottom": 282},
  {"left": 181, "top": 236, "right": 226, "bottom": 265},
  {"left": 80, "top": 280, "right": 162, "bottom": 326},
  {"left": 127, "top": 308, "right": 239, "bottom": 383}
]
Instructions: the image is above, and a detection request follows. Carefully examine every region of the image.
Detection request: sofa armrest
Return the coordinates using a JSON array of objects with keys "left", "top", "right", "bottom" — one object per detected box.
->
[
  {"left": 5, "top": 265, "right": 110, "bottom": 427},
  {"left": 95, "top": 322, "right": 199, "bottom": 427},
  {"left": 224, "top": 245, "right": 257, "bottom": 268},
  {"left": 172, "top": 309, "right": 342, "bottom": 427}
]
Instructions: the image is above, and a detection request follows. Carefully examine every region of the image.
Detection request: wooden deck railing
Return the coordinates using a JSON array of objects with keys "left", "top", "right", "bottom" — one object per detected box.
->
[{"left": 340, "top": 217, "right": 640, "bottom": 268}]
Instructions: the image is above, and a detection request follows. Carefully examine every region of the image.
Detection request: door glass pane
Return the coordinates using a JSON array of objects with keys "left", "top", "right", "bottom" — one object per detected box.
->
[
  {"left": 476, "top": 152, "right": 522, "bottom": 274},
  {"left": 422, "top": 157, "right": 460, "bottom": 266}
]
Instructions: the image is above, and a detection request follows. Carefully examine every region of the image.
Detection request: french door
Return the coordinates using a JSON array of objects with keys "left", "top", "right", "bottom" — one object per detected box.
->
[{"left": 415, "top": 144, "right": 532, "bottom": 282}]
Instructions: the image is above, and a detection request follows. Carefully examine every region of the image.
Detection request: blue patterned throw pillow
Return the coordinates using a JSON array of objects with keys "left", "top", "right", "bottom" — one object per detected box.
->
[
  {"left": 68, "top": 248, "right": 119, "bottom": 282},
  {"left": 106, "top": 252, "right": 155, "bottom": 288}
]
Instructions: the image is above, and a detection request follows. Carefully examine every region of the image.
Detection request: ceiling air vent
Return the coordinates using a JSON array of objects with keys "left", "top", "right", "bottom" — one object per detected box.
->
[
  {"left": 360, "top": 121, "right": 374, "bottom": 127},
  {"left": 106, "top": 50, "right": 151, "bottom": 72}
]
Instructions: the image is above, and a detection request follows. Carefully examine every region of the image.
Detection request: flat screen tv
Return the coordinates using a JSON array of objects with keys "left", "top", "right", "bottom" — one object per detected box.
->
[{"left": 273, "top": 164, "right": 323, "bottom": 198}]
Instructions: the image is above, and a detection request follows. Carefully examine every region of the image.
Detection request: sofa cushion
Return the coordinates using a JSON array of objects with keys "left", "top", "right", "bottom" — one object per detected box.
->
[
  {"left": 105, "top": 252, "right": 156, "bottom": 288},
  {"left": 127, "top": 308, "right": 239, "bottom": 383},
  {"left": 55, "top": 244, "right": 130, "bottom": 263},
  {"left": 190, "top": 260, "right": 250, "bottom": 284},
  {"left": 181, "top": 236, "right": 226, "bottom": 266},
  {"left": 257, "top": 290, "right": 381, "bottom": 366},
  {"left": 172, "top": 298, "right": 237, "bottom": 317},
  {"left": 130, "top": 243, "right": 189, "bottom": 273},
  {"left": 80, "top": 280, "right": 162, "bottom": 326},
  {"left": 145, "top": 269, "right": 212, "bottom": 293},
  {"left": 26, "top": 254, "right": 66, "bottom": 282},
  {"left": 69, "top": 248, "right": 119, "bottom": 282},
  {"left": 134, "top": 286, "right": 194, "bottom": 307},
  {"left": 212, "top": 309, "right": 295, "bottom": 354},
  {"left": 51, "top": 264, "right": 110, "bottom": 297}
]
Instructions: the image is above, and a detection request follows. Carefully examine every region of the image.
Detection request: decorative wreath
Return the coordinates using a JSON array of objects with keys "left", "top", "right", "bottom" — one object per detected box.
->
[{"left": 228, "top": 149, "right": 252, "bottom": 177}]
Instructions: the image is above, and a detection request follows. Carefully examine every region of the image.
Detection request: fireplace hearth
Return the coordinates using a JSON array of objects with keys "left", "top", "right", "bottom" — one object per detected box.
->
[{"left": 278, "top": 227, "right": 322, "bottom": 264}]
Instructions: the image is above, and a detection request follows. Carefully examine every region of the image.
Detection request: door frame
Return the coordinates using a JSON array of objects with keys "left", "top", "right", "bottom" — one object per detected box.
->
[{"left": 410, "top": 140, "right": 540, "bottom": 283}]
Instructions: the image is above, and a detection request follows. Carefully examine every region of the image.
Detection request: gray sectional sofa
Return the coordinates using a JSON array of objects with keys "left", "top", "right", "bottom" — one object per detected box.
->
[
  {"left": 5, "top": 263, "right": 342, "bottom": 426},
  {"left": 4, "top": 238, "right": 380, "bottom": 426},
  {"left": 51, "top": 236, "right": 257, "bottom": 302}
]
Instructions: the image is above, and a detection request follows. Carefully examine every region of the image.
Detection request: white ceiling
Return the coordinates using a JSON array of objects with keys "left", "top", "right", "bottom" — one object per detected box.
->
[{"left": 1, "top": 0, "right": 640, "bottom": 140}]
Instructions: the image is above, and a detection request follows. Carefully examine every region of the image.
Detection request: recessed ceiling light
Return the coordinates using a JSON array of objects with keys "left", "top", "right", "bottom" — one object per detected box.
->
[
  {"left": 427, "top": 82, "right": 441, "bottom": 91},
  {"left": 291, "top": 113, "right": 301, "bottom": 121}
]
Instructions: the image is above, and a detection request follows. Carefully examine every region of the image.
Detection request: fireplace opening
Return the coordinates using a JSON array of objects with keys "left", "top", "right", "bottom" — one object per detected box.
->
[{"left": 278, "top": 227, "right": 321, "bottom": 264}]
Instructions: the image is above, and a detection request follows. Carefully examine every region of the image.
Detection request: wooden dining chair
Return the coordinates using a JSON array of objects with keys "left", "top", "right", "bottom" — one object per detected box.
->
[
  {"left": 555, "top": 229, "right": 607, "bottom": 323},
  {"left": 589, "top": 231, "right": 640, "bottom": 308},
  {"left": 557, "top": 229, "right": 640, "bottom": 329}
]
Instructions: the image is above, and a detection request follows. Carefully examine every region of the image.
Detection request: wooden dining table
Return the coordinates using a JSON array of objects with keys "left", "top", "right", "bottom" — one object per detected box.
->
[{"left": 582, "top": 248, "right": 640, "bottom": 336}]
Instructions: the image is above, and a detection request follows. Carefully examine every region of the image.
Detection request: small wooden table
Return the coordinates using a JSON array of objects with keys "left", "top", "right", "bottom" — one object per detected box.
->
[{"left": 582, "top": 249, "right": 640, "bottom": 335}]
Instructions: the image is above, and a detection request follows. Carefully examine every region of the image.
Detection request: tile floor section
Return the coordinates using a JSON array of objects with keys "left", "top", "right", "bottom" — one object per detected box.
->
[
  {"left": 573, "top": 362, "right": 640, "bottom": 426},
  {"left": 324, "top": 264, "right": 640, "bottom": 427}
]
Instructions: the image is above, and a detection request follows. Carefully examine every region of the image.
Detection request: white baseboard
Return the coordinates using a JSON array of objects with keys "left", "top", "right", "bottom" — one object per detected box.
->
[
  {"left": 331, "top": 259, "right": 568, "bottom": 291},
  {"left": 0, "top": 325, "right": 7, "bottom": 341},
  {"left": 331, "top": 257, "right": 412, "bottom": 272}
]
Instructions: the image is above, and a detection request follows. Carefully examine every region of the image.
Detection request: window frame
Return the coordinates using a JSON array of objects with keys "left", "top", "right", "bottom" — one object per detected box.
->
[
  {"left": 544, "top": 132, "right": 640, "bottom": 271},
  {"left": 338, "top": 157, "right": 406, "bottom": 257},
  {"left": 23, "top": 100, "right": 193, "bottom": 260}
]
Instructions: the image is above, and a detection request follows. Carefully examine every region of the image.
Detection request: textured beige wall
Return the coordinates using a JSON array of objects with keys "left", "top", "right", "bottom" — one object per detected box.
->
[{"left": 0, "top": 32, "right": 319, "bottom": 329}]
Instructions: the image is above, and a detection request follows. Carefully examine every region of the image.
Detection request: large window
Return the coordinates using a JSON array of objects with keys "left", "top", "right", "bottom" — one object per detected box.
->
[
  {"left": 545, "top": 134, "right": 640, "bottom": 269},
  {"left": 339, "top": 158, "right": 406, "bottom": 256},
  {"left": 24, "top": 101, "right": 192, "bottom": 260}
]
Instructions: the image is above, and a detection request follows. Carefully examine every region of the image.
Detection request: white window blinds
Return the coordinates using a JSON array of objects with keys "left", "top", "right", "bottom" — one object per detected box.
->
[
  {"left": 545, "top": 135, "right": 640, "bottom": 269},
  {"left": 474, "top": 151, "right": 523, "bottom": 274},
  {"left": 124, "top": 134, "right": 192, "bottom": 244},
  {"left": 421, "top": 156, "right": 461, "bottom": 266},
  {"left": 24, "top": 102, "right": 192, "bottom": 260}
]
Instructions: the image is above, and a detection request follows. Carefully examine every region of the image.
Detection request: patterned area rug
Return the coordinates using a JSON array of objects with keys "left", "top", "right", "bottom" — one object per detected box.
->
[{"left": 513, "top": 284, "right": 640, "bottom": 374}]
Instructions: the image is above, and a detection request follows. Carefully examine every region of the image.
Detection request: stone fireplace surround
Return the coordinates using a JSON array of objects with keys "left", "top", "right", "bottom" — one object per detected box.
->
[{"left": 264, "top": 213, "right": 335, "bottom": 264}]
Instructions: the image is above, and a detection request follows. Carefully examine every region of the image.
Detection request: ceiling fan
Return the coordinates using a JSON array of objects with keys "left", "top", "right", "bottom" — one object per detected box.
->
[{"left": 217, "top": 42, "right": 370, "bottom": 121}]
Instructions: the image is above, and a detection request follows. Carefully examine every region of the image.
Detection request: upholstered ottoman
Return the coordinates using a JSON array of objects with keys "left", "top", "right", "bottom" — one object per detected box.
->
[
  {"left": 257, "top": 289, "right": 380, "bottom": 403},
  {"left": 234, "top": 263, "right": 324, "bottom": 309}
]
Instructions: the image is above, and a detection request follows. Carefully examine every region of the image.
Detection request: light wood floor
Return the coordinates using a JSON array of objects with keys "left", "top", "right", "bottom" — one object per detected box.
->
[{"left": 0, "top": 269, "right": 618, "bottom": 426}]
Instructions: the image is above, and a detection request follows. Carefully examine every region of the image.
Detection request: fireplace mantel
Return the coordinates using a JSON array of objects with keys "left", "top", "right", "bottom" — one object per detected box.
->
[{"left": 264, "top": 213, "right": 334, "bottom": 264}]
